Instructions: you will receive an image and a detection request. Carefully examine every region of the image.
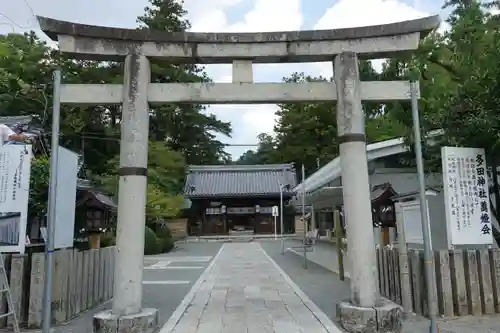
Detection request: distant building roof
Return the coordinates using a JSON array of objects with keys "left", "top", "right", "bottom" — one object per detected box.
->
[
  {"left": 91, "top": 191, "right": 117, "bottom": 209},
  {"left": 77, "top": 189, "right": 117, "bottom": 210},
  {"left": 391, "top": 187, "right": 441, "bottom": 202},
  {"left": 184, "top": 164, "right": 297, "bottom": 198}
]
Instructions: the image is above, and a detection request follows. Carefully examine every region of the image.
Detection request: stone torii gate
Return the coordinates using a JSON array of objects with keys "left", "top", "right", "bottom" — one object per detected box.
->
[{"left": 38, "top": 15, "right": 439, "bottom": 333}]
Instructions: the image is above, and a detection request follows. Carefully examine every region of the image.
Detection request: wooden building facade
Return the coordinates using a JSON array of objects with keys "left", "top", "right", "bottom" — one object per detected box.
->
[{"left": 184, "top": 164, "right": 297, "bottom": 236}]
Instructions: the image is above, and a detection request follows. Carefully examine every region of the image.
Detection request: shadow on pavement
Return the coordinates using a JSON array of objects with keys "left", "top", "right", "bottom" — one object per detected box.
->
[{"left": 259, "top": 240, "right": 350, "bottom": 323}]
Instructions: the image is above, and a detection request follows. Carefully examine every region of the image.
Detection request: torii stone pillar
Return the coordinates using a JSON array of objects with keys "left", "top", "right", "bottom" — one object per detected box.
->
[
  {"left": 113, "top": 54, "right": 150, "bottom": 315},
  {"left": 37, "top": 15, "right": 440, "bottom": 333},
  {"left": 335, "top": 52, "right": 378, "bottom": 308}
]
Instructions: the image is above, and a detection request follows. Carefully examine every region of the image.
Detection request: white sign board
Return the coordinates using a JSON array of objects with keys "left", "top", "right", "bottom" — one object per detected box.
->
[
  {"left": 442, "top": 147, "right": 493, "bottom": 245},
  {"left": 272, "top": 206, "right": 279, "bottom": 217},
  {"left": 53, "top": 147, "right": 79, "bottom": 249},
  {"left": 0, "top": 144, "right": 32, "bottom": 253},
  {"left": 399, "top": 202, "right": 427, "bottom": 244}
]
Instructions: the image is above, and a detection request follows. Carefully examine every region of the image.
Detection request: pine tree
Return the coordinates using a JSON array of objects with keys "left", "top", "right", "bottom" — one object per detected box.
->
[{"left": 137, "top": 0, "right": 232, "bottom": 164}]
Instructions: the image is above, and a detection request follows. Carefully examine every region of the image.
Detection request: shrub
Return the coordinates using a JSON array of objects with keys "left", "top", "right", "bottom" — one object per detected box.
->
[
  {"left": 144, "top": 226, "right": 161, "bottom": 255},
  {"left": 100, "top": 232, "right": 116, "bottom": 247},
  {"left": 155, "top": 224, "right": 172, "bottom": 239},
  {"left": 157, "top": 236, "right": 174, "bottom": 253},
  {"left": 152, "top": 224, "right": 174, "bottom": 253}
]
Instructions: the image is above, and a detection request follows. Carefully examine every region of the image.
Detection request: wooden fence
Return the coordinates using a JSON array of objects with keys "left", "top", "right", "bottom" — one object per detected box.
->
[
  {"left": 377, "top": 247, "right": 500, "bottom": 317},
  {"left": 0, "top": 246, "right": 115, "bottom": 329}
]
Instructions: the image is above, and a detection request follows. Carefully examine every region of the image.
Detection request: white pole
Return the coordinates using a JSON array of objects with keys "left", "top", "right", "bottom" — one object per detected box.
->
[
  {"left": 41, "top": 69, "right": 61, "bottom": 333},
  {"left": 280, "top": 185, "right": 285, "bottom": 254},
  {"left": 274, "top": 215, "right": 277, "bottom": 240},
  {"left": 302, "top": 165, "right": 307, "bottom": 269}
]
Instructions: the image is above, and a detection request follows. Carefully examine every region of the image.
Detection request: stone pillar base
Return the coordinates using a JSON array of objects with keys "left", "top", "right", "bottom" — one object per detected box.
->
[
  {"left": 93, "top": 308, "right": 159, "bottom": 333},
  {"left": 337, "top": 298, "right": 403, "bottom": 333}
]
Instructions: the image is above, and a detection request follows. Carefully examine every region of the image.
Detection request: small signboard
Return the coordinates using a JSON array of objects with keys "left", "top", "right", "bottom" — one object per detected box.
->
[
  {"left": 54, "top": 147, "right": 79, "bottom": 249},
  {"left": 442, "top": 146, "right": 493, "bottom": 245},
  {"left": 272, "top": 206, "right": 279, "bottom": 217}
]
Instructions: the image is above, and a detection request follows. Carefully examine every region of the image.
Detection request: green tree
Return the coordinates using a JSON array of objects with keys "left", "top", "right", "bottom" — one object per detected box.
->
[
  {"left": 235, "top": 133, "right": 277, "bottom": 165},
  {"left": 146, "top": 184, "right": 184, "bottom": 221},
  {"left": 0, "top": 33, "right": 54, "bottom": 121},
  {"left": 236, "top": 150, "right": 262, "bottom": 165},
  {"left": 28, "top": 156, "right": 50, "bottom": 218},
  {"left": 0, "top": 33, "right": 124, "bottom": 175},
  {"left": 94, "top": 141, "right": 186, "bottom": 221},
  {"left": 371, "top": 30, "right": 458, "bottom": 171},
  {"left": 137, "top": 0, "right": 232, "bottom": 165},
  {"left": 270, "top": 73, "right": 338, "bottom": 176}
]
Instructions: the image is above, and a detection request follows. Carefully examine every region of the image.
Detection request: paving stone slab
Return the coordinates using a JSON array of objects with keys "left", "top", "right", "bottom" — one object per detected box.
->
[{"left": 167, "top": 242, "right": 341, "bottom": 333}]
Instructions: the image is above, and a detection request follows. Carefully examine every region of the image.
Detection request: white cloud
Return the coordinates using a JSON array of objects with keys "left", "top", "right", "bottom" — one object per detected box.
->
[
  {"left": 184, "top": 0, "right": 246, "bottom": 32},
  {"left": 228, "top": 0, "right": 302, "bottom": 32},
  {"left": 316, "top": 0, "right": 428, "bottom": 30},
  {"left": 307, "top": 0, "right": 430, "bottom": 77},
  {"left": 211, "top": 104, "right": 278, "bottom": 145}
]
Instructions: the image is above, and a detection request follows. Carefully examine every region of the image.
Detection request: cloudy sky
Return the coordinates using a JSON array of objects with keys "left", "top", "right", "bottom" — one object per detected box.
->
[{"left": 1, "top": 0, "right": 446, "bottom": 159}]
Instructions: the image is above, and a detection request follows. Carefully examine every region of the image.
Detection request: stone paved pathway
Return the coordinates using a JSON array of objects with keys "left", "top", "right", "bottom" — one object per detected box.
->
[{"left": 167, "top": 242, "right": 341, "bottom": 333}]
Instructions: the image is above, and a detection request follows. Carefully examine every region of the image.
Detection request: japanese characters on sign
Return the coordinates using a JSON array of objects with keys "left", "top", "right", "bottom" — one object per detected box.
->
[
  {"left": 0, "top": 144, "right": 32, "bottom": 253},
  {"left": 442, "top": 147, "right": 493, "bottom": 245},
  {"left": 475, "top": 153, "right": 492, "bottom": 236},
  {"left": 205, "top": 206, "right": 276, "bottom": 215},
  {"left": 205, "top": 207, "right": 221, "bottom": 215}
]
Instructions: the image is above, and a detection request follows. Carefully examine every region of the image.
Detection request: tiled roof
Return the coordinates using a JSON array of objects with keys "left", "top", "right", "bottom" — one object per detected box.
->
[
  {"left": 184, "top": 164, "right": 297, "bottom": 198},
  {"left": 370, "top": 183, "right": 397, "bottom": 202},
  {"left": 91, "top": 191, "right": 117, "bottom": 209}
]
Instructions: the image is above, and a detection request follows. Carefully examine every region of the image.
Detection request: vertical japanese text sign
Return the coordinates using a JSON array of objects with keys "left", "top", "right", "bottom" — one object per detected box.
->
[
  {"left": 0, "top": 144, "right": 32, "bottom": 253},
  {"left": 442, "top": 147, "right": 493, "bottom": 245}
]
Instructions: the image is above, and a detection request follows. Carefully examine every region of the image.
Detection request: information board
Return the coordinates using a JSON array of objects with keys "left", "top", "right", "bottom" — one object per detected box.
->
[{"left": 442, "top": 146, "right": 493, "bottom": 245}]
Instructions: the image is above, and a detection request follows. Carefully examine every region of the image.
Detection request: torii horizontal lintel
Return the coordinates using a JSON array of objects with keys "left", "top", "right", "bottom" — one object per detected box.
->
[
  {"left": 38, "top": 16, "right": 440, "bottom": 44},
  {"left": 37, "top": 16, "right": 441, "bottom": 63},
  {"left": 59, "top": 81, "right": 420, "bottom": 105}
]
